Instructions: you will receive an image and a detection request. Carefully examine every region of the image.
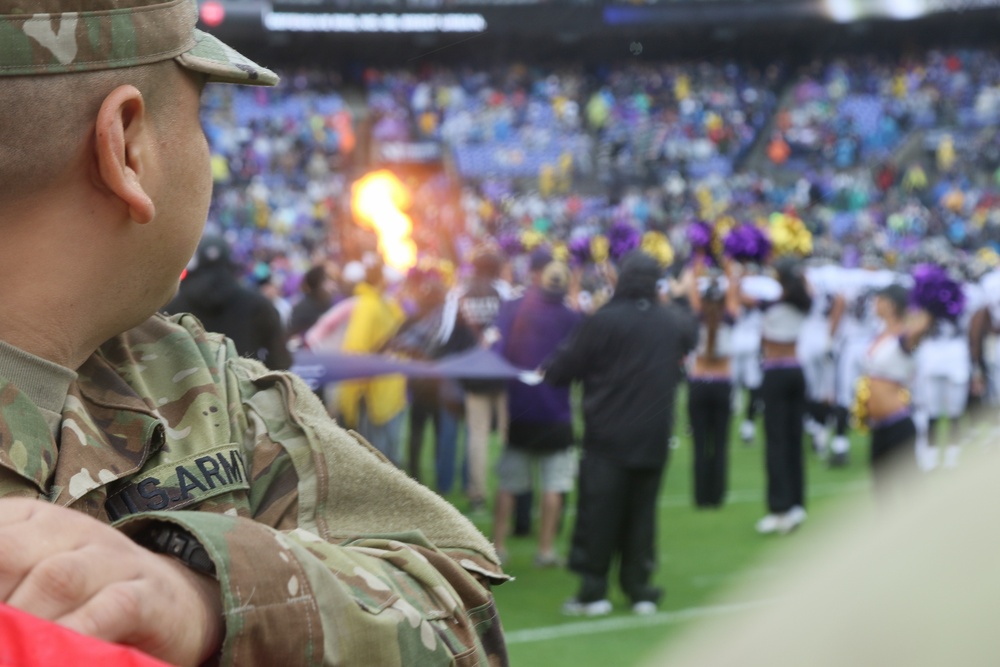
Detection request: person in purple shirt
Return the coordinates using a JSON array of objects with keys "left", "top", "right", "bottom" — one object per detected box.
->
[{"left": 492, "top": 260, "right": 582, "bottom": 566}]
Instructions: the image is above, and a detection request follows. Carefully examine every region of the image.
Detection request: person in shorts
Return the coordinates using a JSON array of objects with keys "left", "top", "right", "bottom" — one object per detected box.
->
[{"left": 492, "top": 262, "right": 582, "bottom": 566}]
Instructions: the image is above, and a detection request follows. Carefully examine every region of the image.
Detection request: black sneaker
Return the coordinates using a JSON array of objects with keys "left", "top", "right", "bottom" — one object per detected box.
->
[{"left": 829, "top": 451, "right": 849, "bottom": 468}]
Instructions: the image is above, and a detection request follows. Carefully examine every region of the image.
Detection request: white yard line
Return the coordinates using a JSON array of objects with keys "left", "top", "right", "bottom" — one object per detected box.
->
[{"left": 504, "top": 599, "right": 771, "bottom": 645}]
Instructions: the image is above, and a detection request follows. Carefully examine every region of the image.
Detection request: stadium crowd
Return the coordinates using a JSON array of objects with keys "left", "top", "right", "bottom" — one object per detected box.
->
[{"left": 179, "top": 47, "right": 1000, "bottom": 616}]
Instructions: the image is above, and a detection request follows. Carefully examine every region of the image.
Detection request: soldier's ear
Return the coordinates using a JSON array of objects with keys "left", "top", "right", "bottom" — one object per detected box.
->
[{"left": 93, "top": 85, "right": 156, "bottom": 225}]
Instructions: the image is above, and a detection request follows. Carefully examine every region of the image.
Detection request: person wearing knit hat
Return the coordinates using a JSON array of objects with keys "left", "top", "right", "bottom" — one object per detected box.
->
[
  {"left": 0, "top": 2, "right": 507, "bottom": 665},
  {"left": 546, "top": 253, "right": 697, "bottom": 616}
]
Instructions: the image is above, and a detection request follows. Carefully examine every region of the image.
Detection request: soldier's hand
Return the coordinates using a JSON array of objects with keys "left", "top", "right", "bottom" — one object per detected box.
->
[{"left": 0, "top": 498, "right": 223, "bottom": 667}]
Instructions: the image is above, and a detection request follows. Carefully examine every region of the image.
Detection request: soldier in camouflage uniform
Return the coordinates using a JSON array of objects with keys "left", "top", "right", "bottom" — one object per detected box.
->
[{"left": 0, "top": 1, "right": 508, "bottom": 665}]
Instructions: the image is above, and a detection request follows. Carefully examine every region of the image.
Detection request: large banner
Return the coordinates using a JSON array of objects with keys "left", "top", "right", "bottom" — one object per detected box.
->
[{"left": 291, "top": 347, "right": 542, "bottom": 389}]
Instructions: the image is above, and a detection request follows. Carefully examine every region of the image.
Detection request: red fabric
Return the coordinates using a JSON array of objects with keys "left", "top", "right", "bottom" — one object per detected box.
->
[{"left": 0, "top": 603, "right": 173, "bottom": 667}]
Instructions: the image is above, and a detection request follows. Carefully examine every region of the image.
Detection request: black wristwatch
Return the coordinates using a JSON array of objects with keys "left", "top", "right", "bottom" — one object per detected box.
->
[{"left": 134, "top": 524, "right": 217, "bottom": 577}]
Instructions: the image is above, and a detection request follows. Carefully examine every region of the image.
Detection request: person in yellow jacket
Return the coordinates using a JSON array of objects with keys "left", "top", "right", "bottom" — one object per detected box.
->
[{"left": 338, "top": 263, "right": 408, "bottom": 465}]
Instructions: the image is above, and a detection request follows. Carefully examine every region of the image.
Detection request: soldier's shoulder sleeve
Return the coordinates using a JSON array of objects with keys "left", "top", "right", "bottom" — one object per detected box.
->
[
  {"left": 117, "top": 347, "right": 510, "bottom": 667},
  {"left": 113, "top": 312, "right": 234, "bottom": 370}
]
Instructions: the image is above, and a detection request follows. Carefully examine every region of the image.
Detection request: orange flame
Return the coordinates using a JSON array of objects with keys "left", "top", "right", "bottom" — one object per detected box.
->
[{"left": 351, "top": 170, "right": 417, "bottom": 272}]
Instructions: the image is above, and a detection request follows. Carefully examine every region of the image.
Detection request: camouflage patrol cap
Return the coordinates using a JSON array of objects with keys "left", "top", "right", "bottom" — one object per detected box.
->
[{"left": 0, "top": 0, "right": 277, "bottom": 85}]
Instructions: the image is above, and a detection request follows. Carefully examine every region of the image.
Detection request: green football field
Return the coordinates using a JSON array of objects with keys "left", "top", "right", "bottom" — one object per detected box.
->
[{"left": 414, "top": 389, "right": 874, "bottom": 667}]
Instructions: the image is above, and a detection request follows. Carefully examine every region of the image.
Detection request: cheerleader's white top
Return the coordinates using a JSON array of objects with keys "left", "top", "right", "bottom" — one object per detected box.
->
[
  {"left": 761, "top": 302, "right": 806, "bottom": 344},
  {"left": 866, "top": 334, "right": 915, "bottom": 386},
  {"left": 695, "top": 319, "right": 734, "bottom": 358}
]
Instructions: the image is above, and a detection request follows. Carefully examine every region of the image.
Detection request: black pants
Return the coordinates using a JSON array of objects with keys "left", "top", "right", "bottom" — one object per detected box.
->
[
  {"left": 762, "top": 366, "right": 806, "bottom": 513},
  {"left": 746, "top": 387, "right": 763, "bottom": 422},
  {"left": 407, "top": 379, "right": 441, "bottom": 482},
  {"left": 870, "top": 415, "right": 916, "bottom": 500},
  {"left": 688, "top": 379, "right": 732, "bottom": 507},
  {"left": 569, "top": 452, "right": 664, "bottom": 604}
]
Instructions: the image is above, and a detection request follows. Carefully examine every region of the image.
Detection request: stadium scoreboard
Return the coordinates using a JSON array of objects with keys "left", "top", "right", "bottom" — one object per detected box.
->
[{"left": 199, "top": 0, "right": 1000, "bottom": 37}]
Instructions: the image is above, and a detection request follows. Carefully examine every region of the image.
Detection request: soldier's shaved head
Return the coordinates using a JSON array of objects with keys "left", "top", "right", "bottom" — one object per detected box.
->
[
  {"left": 0, "top": 0, "right": 276, "bottom": 205},
  {"left": 0, "top": 61, "right": 175, "bottom": 204}
]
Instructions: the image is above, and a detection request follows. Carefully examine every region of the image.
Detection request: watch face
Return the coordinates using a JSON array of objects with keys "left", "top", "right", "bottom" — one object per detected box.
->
[{"left": 136, "top": 525, "right": 217, "bottom": 577}]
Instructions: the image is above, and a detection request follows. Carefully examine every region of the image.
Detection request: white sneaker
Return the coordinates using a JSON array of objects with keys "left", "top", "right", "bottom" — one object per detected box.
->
[
  {"left": 740, "top": 420, "right": 756, "bottom": 444},
  {"left": 944, "top": 445, "right": 961, "bottom": 469},
  {"left": 756, "top": 514, "right": 783, "bottom": 534},
  {"left": 919, "top": 446, "right": 941, "bottom": 472},
  {"left": 781, "top": 506, "right": 807, "bottom": 533},
  {"left": 812, "top": 428, "right": 830, "bottom": 457},
  {"left": 632, "top": 601, "right": 657, "bottom": 615},
  {"left": 533, "top": 551, "right": 565, "bottom": 568},
  {"left": 562, "top": 598, "right": 612, "bottom": 617}
]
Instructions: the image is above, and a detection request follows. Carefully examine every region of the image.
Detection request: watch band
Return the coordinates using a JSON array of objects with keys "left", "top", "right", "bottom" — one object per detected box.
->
[{"left": 134, "top": 524, "right": 217, "bottom": 577}]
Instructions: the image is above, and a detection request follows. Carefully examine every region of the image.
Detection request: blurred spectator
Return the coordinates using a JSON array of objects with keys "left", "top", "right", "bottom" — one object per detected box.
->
[
  {"left": 254, "top": 263, "right": 293, "bottom": 327},
  {"left": 338, "top": 263, "right": 407, "bottom": 465},
  {"left": 165, "top": 236, "right": 291, "bottom": 370},
  {"left": 492, "top": 261, "right": 582, "bottom": 566},
  {"left": 449, "top": 249, "right": 514, "bottom": 512},
  {"left": 546, "top": 253, "right": 697, "bottom": 616},
  {"left": 304, "top": 261, "right": 367, "bottom": 354},
  {"left": 302, "top": 260, "right": 367, "bottom": 417},
  {"left": 385, "top": 270, "right": 452, "bottom": 484},
  {"left": 289, "top": 265, "right": 336, "bottom": 340}
]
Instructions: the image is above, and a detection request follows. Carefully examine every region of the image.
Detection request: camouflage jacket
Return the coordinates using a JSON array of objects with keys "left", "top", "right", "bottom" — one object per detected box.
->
[{"left": 0, "top": 314, "right": 509, "bottom": 666}]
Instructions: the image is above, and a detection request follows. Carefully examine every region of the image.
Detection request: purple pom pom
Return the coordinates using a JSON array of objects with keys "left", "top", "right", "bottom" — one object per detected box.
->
[
  {"left": 723, "top": 226, "right": 748, "bottom": 259},
  {"left": 608, "top": 221, "right": 641, "bottom": 261},
  {"left": 911, "top": 264, "right": 965, "bottom": 320},
  {"left": 688, "top": 221, "right": 714, "bottom": 251},
  {"left": 723, "top": 224, "right": 771, "bottom": 264}
]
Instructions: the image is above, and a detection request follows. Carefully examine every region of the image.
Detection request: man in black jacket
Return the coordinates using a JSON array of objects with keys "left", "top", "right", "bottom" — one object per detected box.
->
[
  {"left": 546, "top": 252, "right": 697, "bottom": 616},
  {"left": 165, "top": 236, "right": 292, "bottom": 370}
]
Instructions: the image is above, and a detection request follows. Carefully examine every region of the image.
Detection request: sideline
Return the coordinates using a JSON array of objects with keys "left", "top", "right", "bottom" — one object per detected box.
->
[{"left": 504, "top": 599, "right": 771, "bottom": 645}]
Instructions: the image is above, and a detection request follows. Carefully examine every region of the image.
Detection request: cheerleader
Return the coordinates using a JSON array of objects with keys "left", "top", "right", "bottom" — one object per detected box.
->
[
  {"left": 799, "top": 263, "right": 844, "bottom": 460},
  {"left": 971, "top": 270, "right": 1000, "bottom": 411},
  {"left": 732, "top": 266, "right": 781, "bottom": 444},
  {"left": 913, "top": 307, "right": 972, "bottom": 470},
  {"left": 905, "top": 263, "right": 969, "bottom": 471},
  {"left": 722, "top": 222, "right": 777, "bottom": 445},
  {"left": 832, "top": 267, "right": 893, "bottom": 467},
  {"left": 746, "top": 257, "right": 813, "bottom": 534},
  {"left": 854, "top": 284, "right": 932, "bottom": 496},
  {"left": 960, "top": 274, "right": 991, "bottom": 430},
  {"left": 686, "top": 259, "right": 740, "bottom": 508}
]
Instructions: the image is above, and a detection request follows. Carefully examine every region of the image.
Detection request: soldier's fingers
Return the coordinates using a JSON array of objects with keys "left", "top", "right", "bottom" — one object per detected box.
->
[
  {"left": 5, "top": 547, "right": 128, "bottom": 622},
  {"left": 0, "top": 527, "right": 50, "bottom": 600},
  {"left": 0, "top": 503, "right": 128, "bottom": 601},
  {"left": 55, "top": 580, "right": 154, "bottom": 652}
]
